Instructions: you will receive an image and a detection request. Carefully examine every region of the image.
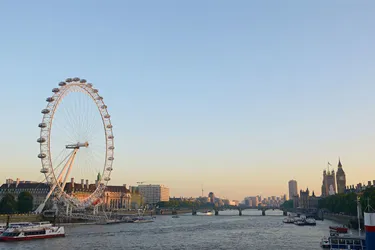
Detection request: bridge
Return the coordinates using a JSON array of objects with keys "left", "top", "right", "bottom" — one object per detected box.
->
[{"left": 165, "top": 205, "right": 289, "bottom": 216}]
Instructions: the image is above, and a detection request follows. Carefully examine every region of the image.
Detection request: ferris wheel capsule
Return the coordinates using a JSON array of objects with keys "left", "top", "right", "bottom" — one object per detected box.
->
[
  {"left": 37, "top": 137, "right": 46, "bottom": 143},
  {"left": 38, "top": 123, "right": 47, "bottom": 128},
  {"left": 41, "top": 109, "right": 50, "bottom": 114},
  {"left": 52, "top": 88, "right": 60, "bottom": 93},
  {"left": 104, "top": 114, "right": 110, "bottom": 119},
  {"left": 80, "top": 79, "right": 87, "bottom": 83},
  {"left": 58, "top": 82, "right": 66, "bottom": 87},
  {"left": 73, "top": 77, "right": 80, "bottom": 82},
  {"left": 38, "top": 153, "right": 47, "bottom": 158},
  {"left": 65, "top": 78, "right": 73, "bottom": 82},
  {"left": 103, "top": 177, "right": 110, "bottom": 181},
  {"left": 92, "top": 89, "right": 98, "bottom": 93},
  {"left": 87, "top": 83, "right": 93, "bottom": 88},
  {"left": 108, "top": 146, "right": 114, "bottom": 150},
  {"left": 46, "top": 97, "right": 54, "bottom": 102},
  {"left": 40, "top": 168, "right": 49, "bottom": 174}
]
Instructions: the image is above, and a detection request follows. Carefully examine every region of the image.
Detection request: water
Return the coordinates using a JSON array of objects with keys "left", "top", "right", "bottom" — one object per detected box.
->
[{"left": 0, "top": 210, "right": 341, "bottom": 250}]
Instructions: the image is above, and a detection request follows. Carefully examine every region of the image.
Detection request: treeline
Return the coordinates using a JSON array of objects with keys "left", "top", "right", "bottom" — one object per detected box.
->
[
  {"left": 318, "top": 187, "right": 375, "bottom": 216},
  {"left": 0, "top": 192, "right": 34, "bottom": 214}
]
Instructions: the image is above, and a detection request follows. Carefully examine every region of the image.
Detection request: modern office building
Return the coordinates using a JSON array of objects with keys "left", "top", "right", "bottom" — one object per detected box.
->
[
  {"left": 138, "top": 184, "right": 170, "bottom": 204},
  {"left": 288, "top": 180, "right": 298, "bottom": 200}
]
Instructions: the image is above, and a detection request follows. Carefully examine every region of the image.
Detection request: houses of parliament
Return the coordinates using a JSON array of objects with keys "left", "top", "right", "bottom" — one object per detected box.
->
[{"left": 321, "top": 159, "right": 346, "bottom": 196}]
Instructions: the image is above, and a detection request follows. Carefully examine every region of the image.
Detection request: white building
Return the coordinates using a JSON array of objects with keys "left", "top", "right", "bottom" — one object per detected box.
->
[{"left": 138, "top": 184, "right": 169, "bottom": 204}]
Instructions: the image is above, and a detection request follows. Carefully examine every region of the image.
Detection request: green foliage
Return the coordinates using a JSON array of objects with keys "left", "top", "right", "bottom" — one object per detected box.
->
[
  {"left": 0, "top": 193, "right": 17, "bottom": 214},
  {"left": 319, "top": 187, "right": 375, "bottom": 216},
  {"left": 17, "top": 192, "right": 34, "bottom": 213},
  {"left": 280, "top": 200, "right": 293, "bottom": 209}
]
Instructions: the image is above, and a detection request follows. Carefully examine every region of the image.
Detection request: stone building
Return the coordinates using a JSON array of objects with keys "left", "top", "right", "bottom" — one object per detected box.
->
[
  {"left": 0, "top": 178, "right": 50, "bottom": 210},
  {"left": 299, "top": 188, "right": 310, "bottom": 209},
  {"left": 321, "top": 169, "right": 336, "bottom": 197}
]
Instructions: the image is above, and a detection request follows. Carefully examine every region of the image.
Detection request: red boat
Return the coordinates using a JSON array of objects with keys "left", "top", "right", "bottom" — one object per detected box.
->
[
  {"left": 0, "top": 222, "right": 65, "bottom": 242},
  {"left": 329, "top": 226, "right": 348, "bottom": 234}
]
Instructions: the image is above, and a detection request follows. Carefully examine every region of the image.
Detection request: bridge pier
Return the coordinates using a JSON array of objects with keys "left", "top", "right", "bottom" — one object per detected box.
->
[
  {"left": 239, "top": 210, "right": 242, "bottom": 216},
  {"left": 262, "top": 210, "right": 266, "bottom": 216},
  {"left": 215, "top": 210, "right": 219, "bottom": 216},
  {"left": 172, "top": 210, "right": 177, "bottom": 215},
  {"left": 283, "top": 210, "right": 287, "bottom": 216},
  {"left": 192, "top": 210, "right": 197, "bottom": 216}
]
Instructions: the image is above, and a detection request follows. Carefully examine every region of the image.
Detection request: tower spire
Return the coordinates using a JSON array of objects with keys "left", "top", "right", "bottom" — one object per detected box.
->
[{"left": 338, "top": 157, "right": 342, "bottom": 168}]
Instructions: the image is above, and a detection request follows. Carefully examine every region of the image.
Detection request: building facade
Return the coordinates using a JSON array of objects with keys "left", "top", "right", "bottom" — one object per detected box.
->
[
  {"left": 138, "top": 184, "right": 170, "bottom": 204},
  {"left": 64, "top": 178, "right": 132, "bottom": 210},
  {"left": 288, "top": 180, "right": 298, "bottom": 200},
  {"left": 0, "top": 179, "right": 50, "bottom": 210},
  {"left": 322, "top": 169, "right": 336, "bottom": 197},
  {"left": 299, "top": 188, "right": 311, "bottom": 209},
  {"left": 336, "top": 159, "right": 346, "bottom": 194}
]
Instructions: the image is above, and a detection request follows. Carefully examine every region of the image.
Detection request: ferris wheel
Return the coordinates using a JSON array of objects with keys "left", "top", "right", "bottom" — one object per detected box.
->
[{"left": 35, "top": 77, "right": 114, "bottom": 214}]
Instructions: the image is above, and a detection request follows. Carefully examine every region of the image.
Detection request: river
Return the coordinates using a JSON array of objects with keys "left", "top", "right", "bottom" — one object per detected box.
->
[{"left": 0, "top": 209, "right": 343, "bottom": 250}]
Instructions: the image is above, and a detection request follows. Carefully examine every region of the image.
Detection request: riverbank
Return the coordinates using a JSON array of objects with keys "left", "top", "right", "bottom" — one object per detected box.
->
[
  {"left": 323, "top": 213, "right": 356, "bottom": 226},
  {"left": 0, "top": 214, "right": 42, "bottom": 223}
]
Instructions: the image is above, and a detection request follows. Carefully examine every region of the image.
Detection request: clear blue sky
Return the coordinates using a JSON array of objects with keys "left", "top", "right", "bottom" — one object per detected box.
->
[{"left": 1, "top": 1, "right": 375, "bottom": 200}]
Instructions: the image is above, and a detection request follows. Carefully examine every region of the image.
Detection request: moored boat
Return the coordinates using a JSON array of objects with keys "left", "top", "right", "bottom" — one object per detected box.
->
[
  {"left": 305, "top": 218, "right": 316, "bottom": 226},
  {"left": 0, "top": 221, "right": 65, "bottom": 241},
  {"left": 329, "top": 226, "right": 349, "bottom": 234},
  {"left": 319, "top": 235, "right": 366, "bottom": 249}
]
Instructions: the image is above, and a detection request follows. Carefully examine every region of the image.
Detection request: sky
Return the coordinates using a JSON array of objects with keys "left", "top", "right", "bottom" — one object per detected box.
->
[{"left": 0, "top": 1, "right": 375, "bottom": 201}]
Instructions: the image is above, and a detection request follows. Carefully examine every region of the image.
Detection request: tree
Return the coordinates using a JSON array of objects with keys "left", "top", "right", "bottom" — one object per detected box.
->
[
  {"left": 0, "top": 193, "right": 17, "bottom": 214},
  {"left": 17, "top": 192, "right": 34, "bottom": 213},
  {"left": 280, "top": 200, "right": 293, "bottom": 209}
]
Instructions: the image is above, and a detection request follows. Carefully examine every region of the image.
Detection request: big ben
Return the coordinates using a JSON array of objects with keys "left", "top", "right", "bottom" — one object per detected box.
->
[{"left": 336, "top": 159, "right": 346, "bottom": 194}]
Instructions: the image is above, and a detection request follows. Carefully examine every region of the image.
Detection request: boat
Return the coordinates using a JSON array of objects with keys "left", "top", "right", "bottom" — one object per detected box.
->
[
  {"left": 200, "top": 210, "right": 213, "bottom": 216},
  {"left": 282, "top": 217, "right": 295, "bottom": 224},
  {"left": 319, "top": 235, "right": 366, "bottom": 249},
  {"left": 320, "top": 236, "right": 330, "bottom": 248},
  {"left": 329, "top": 226, "right": 349, "bottom": 234},
  {"left": 0, "top": 221, "right": 65, "bottom": 241},
  {"left": 294, "top": 220, "right": 305, "bottom": 226},
  {"left": 305, "top": 218, "right": 316, "bottom": 226}
]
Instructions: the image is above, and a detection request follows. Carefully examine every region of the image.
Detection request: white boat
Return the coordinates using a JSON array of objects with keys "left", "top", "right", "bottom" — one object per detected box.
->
[
  {"left": 199, "top": 210, "right": 213, "bottom": 216},
  {"left": 0, "top": 221, "right": 65, "bottom": 241},
  {"left": 282, "top": 217, "right": 295, "bottom": 224},
  {"left": 305, "top": 218, "right": 316, "bottom": 226}
]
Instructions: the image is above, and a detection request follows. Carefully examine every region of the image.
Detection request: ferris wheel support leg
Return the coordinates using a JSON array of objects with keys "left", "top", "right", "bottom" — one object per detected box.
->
[
  {"left": 59, "top": 148, "right": 78, "bottom": 197},
  {"left": 34, "top": 151, "right": 76, "bottom": 214}
]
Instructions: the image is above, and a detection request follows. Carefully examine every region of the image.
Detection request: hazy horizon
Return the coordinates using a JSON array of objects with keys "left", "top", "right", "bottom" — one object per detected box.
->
[{"left": 1, "top": 1, "right": 375, "bottom": 201}]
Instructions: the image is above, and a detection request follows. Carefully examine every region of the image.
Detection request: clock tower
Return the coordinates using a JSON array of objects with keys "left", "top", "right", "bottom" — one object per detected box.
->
[{"left": 336, "top": 158, "right": 346, "bottom": 194}]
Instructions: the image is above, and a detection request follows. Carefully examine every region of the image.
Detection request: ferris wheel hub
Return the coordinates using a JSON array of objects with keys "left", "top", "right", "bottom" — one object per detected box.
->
[{"left": 65, "top": 141, "right": 89, "bottom": 149}]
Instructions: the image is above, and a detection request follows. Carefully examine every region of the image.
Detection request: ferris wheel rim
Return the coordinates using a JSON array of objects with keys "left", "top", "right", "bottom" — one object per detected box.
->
[{"left": 37, "top": 77, "right": 114, "bottom": 208}]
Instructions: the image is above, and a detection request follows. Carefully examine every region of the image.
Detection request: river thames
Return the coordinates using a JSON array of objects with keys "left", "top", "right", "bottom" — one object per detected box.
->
[{"left": 0, "top": 210, "right": 342, "bottom": 250}]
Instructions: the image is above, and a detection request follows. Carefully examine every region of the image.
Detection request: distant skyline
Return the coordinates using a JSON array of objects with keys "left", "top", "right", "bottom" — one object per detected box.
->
[{"left": 1, "top": 1, "right": 375, "bottom": 200}]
